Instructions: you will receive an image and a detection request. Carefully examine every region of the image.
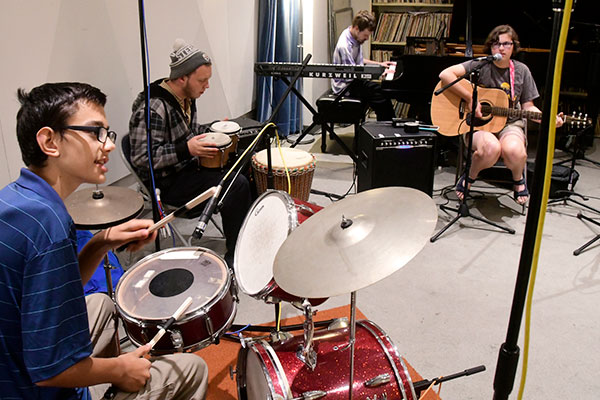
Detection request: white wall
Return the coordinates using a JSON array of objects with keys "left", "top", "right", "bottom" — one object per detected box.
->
[
  {"left": 0, "top": 0, "right": 257, "bottom": 187},
  {"left": 302, "top": 0, "right": 330, "bottom": 127}
]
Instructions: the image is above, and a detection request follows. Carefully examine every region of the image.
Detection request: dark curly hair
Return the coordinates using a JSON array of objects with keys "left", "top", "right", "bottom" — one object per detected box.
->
[
  {"left": 16, "top": 82, "right": 106, "bottom": 167},
  {"left": 483, "top": 24, "right": 521, "bottom": 54}
]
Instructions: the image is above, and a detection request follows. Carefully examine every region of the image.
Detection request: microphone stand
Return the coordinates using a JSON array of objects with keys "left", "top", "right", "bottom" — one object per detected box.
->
[
  {"left": 493, "top": 2, "right": 571, "bottom": 398},
  {"left": 192, "top": 56, "right": 313, "bottom": 240},
  {"left": 430, "top": 65, "right": 515, "bottom": 242},
  {"left": 136, "top": 0, "right": 161, "bottom": 252}
]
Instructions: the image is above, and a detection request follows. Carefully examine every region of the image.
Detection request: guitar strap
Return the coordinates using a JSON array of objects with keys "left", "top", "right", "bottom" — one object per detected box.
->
[{"left": 509, "top": 60, "right": 516, "bottom": 104}]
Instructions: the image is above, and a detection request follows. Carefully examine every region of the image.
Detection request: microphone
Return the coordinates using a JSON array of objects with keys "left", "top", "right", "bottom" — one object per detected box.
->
[
  {"left": 473, "top": 53, "right": 502, "bottom": 62},
  {"left": 192, "top": 184, "right": 222, "bottom": 239}
]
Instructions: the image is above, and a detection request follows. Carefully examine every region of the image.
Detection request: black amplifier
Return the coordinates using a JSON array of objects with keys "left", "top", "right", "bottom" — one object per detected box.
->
[
  {"left": 230, "top": 116, "right": 265, "bottom": 153},
  {"left": 356, "top": 122, "right": 437, "bottom": 196}
]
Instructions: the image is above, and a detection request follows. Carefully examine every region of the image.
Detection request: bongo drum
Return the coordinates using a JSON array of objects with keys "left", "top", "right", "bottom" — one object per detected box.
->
[
  {"left": 115, "top": 247, "right": 237, "bottom": 354},
  {"left": 236, "top": 320, "right": 417, "bottom": 400},
  {"left": 234, "top": 190, "right": 326, "bottom": 305},
  {"left": 251, "top": 148, "right": 316, "bottom": 201},
  {"left": 210, "top": 120, "right": 241, "bottom": 135},
  {"left": 198, "top": 131, "right": 237, "bottom": 169}
]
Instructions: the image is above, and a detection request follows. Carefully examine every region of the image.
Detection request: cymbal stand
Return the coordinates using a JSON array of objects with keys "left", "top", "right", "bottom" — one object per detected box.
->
[
  {"left": 555, "top": 122, "right": 600, "bottom": 168},
  {"left": 430, "top": 68, "right": 515, "bottom": 242},
  {"left": 348, "top": 291, "right": 357, "bottom": 400},
  {"left": 573, "top": 212, "right": 600, "bottom": 255}
]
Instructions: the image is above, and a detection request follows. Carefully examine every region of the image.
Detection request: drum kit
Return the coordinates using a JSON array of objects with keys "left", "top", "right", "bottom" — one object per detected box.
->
[{"left": 66, "top": 159, "right": 482, "bottom": 399}]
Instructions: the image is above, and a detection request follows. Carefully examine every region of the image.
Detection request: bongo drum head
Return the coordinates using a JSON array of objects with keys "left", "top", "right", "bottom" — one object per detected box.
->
[
  {"left": 199, "top": 132, "right": 232, "bottom": 148},
  {"left": 254, "top": 148, "right": 314, "bottom": 169},
  {"left": 210, "top": 120, "right": 241, "bottom": 134}
]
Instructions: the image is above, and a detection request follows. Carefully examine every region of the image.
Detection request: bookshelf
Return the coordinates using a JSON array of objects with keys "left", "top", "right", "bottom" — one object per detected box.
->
[{"left": 371, "top": 1, "right": 453, "bottom": 62}]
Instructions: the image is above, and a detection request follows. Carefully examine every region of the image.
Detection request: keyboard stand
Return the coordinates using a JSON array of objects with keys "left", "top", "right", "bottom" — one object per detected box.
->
[{"left": 287, "top": 79, "right": 360, "bottom": 165}]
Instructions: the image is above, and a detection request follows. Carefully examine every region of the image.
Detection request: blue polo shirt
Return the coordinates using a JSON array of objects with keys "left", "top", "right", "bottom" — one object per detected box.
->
[{"left": 0, "top": 168, "right": 92, "bottom": 399}]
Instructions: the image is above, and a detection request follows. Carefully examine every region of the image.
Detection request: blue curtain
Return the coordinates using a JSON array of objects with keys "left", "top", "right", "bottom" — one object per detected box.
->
[{"left": 256, "top": 0, "right": 303, "bottom": 136}]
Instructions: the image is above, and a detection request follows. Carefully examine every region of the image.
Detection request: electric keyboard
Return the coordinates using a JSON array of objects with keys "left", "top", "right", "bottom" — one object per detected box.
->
[{"left": 254, "top": 62, "right": 386, "bottom": 80}]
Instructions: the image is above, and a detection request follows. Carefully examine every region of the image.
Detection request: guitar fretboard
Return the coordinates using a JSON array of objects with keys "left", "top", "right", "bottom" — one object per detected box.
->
[{"left": 483, "top": 105, "right": 542, "bottom": 121}]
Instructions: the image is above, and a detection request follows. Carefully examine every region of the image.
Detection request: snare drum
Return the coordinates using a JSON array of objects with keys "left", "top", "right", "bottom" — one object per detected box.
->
[
  {"left": 198, "top": 131, "right": 237, "bottom": 169},
  {"left": 234, "top": 190, "right": 325, "bottom": 305},
  {"left": 115, "top": 247, "right": 237, "bottom": 354},
  {"left": 251, "top": 148, "right": 316, "bottom": 201},
  {"left": 236, "top": 320, "right": 417, "bottom": 400}
]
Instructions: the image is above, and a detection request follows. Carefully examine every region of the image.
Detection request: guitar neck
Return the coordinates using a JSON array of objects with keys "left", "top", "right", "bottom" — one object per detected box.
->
[{"left": 486, "top": 105, "right": 542, "bottom": 121}]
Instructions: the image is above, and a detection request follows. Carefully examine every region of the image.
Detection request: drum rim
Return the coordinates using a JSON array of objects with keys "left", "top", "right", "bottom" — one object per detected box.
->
[
  {"left": 252, "top": 148, "right": 316, "bottom": 171},
  {"left": 199, "top": 131, "right": 232, "bottom": 148},
  {"left": 115, "top": 247, "right": 232, "bottom": 322},
  {"left": 359, "top": 320, "right": 417, "bottom": 400},
  {"left": 124, "top": 301, "right": 238, "bottom": 354},
  {"left": 210, "top": 120, "right": 241, "bottom": 134},
  {"left": 249, "top": 339, "right": 290, "bottom": 398},
  {"left": 234, "top": 190, "right": 299, "bottom": 296}
]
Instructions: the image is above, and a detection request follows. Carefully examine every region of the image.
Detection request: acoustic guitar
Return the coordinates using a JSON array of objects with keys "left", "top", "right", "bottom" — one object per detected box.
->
[{"left": 430, "top": 80, "right": 591, "bottom": 136}]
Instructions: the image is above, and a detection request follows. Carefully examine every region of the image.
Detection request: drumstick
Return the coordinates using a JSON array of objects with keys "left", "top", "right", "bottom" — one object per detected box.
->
[
  {"left": 116, "top": 187, "right": 217, "bottom": 251},
  {"left": 148, "top": 186, "right": 217, "bottom": 234},
  {"left": 147, "top": 296, "right": 194, "bottom": 349},
  {"left": 102, "top": 296, "right": 194, "bottom": 399}
]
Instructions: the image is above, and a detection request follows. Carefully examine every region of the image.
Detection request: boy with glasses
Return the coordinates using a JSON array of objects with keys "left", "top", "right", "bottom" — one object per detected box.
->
[
  {"left": 0, "top": 82, "right": 208, "bottom": 399},
  {"left": 439, "top": 24, "right": 564, "bottom": 205}
]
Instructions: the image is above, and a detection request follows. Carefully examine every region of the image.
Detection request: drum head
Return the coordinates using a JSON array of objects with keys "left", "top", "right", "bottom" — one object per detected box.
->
[
  {"left": 116, "top": 248, "right": 228, "bottom": 321},
  {"left": 245, "top": 347, "right": 276, "bottom": 399},
  {"left": 254, "top": 148, "right": 314, "bottom": 169},
  {"left": 199, "top": 132, "right": 232, "bottom": 148},
  {"left": 234, "top": 191, "right": 296, "bottom": 296},
  {"left": 210, "top": 120, "right": 241, "bottom": 134}
]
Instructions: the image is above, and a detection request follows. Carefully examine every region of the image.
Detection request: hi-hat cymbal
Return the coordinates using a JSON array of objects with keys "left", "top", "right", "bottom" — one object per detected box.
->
[
  {"left": 65, "top": 186, "right": 144, "bottom": 230},
  {"left": 273, "top": 187, "right": 438, "bottom": 298}
]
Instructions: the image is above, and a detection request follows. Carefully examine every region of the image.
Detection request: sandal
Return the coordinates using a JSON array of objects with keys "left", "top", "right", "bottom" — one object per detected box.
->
[
  {"left": 456, "top": 172, "right": 476, "bottom": 198},
  {"left": 513, "top": 175, "right": 529, "bottom": 205}
]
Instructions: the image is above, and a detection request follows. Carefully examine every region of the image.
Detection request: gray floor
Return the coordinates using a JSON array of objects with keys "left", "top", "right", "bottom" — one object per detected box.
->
[{"left": 115, "top": 128, "right": 600, "bottom": 399}]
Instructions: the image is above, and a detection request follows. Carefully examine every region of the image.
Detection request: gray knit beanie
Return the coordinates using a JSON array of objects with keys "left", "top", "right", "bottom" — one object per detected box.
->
[{"left": 169, "top": 38, "right": 211, "bottom": 80}]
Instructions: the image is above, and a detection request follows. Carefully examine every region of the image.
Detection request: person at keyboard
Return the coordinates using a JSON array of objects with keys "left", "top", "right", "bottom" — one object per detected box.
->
[{"left": 332, "top": 10, "right": 396, "bottom": 121}]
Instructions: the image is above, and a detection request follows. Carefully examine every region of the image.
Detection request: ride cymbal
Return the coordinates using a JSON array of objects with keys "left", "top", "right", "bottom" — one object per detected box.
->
[
  {"left": 273, "top": 187, "right": 437, "bottom": 298},
  {"left": 65, "top": 186, "right": 144, "bottom": 229}
]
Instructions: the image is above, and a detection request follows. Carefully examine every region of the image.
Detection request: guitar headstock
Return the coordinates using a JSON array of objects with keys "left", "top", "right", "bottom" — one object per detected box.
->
[{"left": 565, "top": 111, "right": 593, "bottom": 129}]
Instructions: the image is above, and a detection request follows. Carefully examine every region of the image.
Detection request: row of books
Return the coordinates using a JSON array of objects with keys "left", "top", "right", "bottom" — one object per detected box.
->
[
  {"left": 371, "top": 50, "right": 395, "bottom": 62},
  {"left": 373, "top": 12, "right": 452, "bottom": 43},
  {"left": 373, "top": 0, "right": 452, "bottom": 3}
]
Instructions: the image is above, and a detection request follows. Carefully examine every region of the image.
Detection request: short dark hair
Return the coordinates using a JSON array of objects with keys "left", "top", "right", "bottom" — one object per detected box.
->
[
  {"left": 16, "top": 82, "right": 107, "bottom": 167},
  {"left": 483, "top": 24, "right": 521, "bottom": 54},
  {"left": 352, "top": 10, "right": 377, "bottom": 32}
]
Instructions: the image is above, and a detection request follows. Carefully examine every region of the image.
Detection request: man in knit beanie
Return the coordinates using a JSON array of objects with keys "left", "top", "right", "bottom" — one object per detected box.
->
[{"left": 129, "top": 39, "right": 252, "bottom": 267}]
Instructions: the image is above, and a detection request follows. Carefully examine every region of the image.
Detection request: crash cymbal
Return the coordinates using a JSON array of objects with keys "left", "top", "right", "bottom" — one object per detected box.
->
[
  {"left": 273, "top": 187, "right": 438, "bottom": 298},
  {"left": 65, "top": 186, "right": 144, "bottom": 230}
]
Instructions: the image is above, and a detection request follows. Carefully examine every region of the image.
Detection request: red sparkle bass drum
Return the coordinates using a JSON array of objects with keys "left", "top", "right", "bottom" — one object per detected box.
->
[{"left": 236, "top": 320, "right": 417, "bottom": 400}]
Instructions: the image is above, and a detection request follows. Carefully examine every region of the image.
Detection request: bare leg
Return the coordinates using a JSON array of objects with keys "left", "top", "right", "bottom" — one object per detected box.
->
[
  {"left": 500, "top": 133, "right": 528, "bottom": 204},
  {"left": 457, "top": 130, "right": 502, "bottom": 200}
]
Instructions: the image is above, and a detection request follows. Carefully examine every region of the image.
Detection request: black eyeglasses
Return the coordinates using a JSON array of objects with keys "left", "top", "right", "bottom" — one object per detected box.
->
[
  {"left": 64, "top": 125, "right": 117, "bottom": 144},
  {"left": 492, "top": 41, "right": 514, "bottom": 48}
]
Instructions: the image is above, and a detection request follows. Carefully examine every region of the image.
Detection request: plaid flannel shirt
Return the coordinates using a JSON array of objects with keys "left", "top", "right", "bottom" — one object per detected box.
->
[{"left": 128, "top": 79, "right": 209, "bottom": 182}]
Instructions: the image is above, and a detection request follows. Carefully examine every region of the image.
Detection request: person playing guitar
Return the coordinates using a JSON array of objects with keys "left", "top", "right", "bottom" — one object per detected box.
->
[{"left": 437, "top": 24, "right": 564, "bottom": 205}]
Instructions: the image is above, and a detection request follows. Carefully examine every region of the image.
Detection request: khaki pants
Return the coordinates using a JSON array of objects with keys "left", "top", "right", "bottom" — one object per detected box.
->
[{"left": 86, "top": 293, "right": 209, "bottom": 400}]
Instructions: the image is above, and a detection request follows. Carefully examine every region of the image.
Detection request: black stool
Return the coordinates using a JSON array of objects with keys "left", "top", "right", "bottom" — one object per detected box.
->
[{"left": 315, "top": 89, "right": 367, "bottom": 154}]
